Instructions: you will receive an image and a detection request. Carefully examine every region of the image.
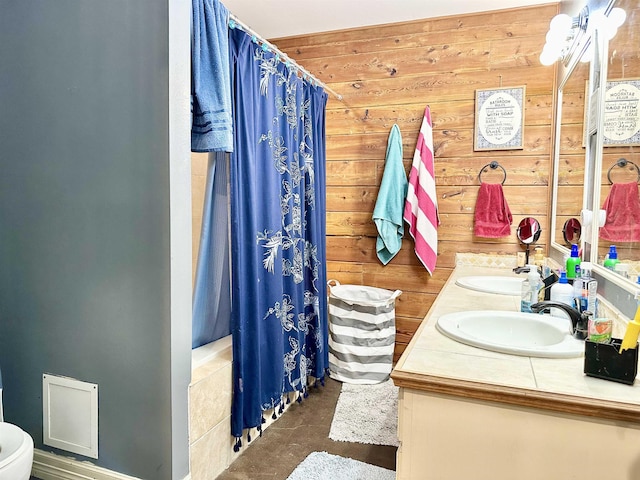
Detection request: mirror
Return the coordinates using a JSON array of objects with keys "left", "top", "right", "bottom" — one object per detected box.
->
[
  {"left": 549, "top": 0, "right": 640, "bottom": 318},
  {"left": 553, "top": 59, "right": 590, "bottom": 250},
  {"left": 596, "top": 0, "right": 640, "bottom": 278},
  {"left": 563, "top": 218, "right": 582, "bottom": 244},
  {"left": 517, "top": 217, "right": 542, "bottom": 264},
  {"left": 517, "top": 217, "right": 542, "bottom": 244}
]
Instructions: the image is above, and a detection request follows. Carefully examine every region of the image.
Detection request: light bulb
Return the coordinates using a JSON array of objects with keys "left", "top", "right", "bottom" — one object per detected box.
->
[
  {"left": 604, "top": 26, "right": 618, "bottom": 40},
  {"left": 546, "top": 28, "right": 567, "bottom": 44},
  {"left": 543, "top": 41, "right": 563, "bottom": 57},
  {"left": 540, "top": 48, "right": 559, "bottom": 66},
  {"left": 609, "top": 8, "right": 626, "bottom": 29},
  {"left": 549, "top": 13, "right": 572, "bottom": 32}
]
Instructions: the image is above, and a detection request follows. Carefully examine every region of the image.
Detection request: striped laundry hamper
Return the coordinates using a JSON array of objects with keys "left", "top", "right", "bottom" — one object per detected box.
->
[{"left": 327, "top": 280, "right": 402, "bottom": 384}]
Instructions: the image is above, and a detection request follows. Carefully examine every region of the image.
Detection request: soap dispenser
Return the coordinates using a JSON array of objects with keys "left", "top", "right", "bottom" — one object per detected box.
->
[
  {"left": 566, "top": 244, "right": 581, "bottom": 279},
  {"left": 521, "top": 265, "right": 541, "bottom": 313},
  {"left": 533, "top": 246, "right": 544, "bottom": 268}
]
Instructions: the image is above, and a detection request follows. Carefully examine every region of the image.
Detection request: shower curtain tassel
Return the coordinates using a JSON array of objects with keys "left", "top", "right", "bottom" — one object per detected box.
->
[
  {"left": 261, "top": 415, "right": 266, "bottom": 424},
  {"left": 233, "top": 437, "right": 242, "bottom": 452},
  {"left": 296, "top": 391, "right": 303, "bottom": 403},
  {"left": 258, "top": 424, "right": 263, "bottom": 437},
  {"left": 247, "top": 431, "right": 252, "bottom": 443},
  {"left": 271, "top": 409, "right": 277, "bottom": 420},
  {"left": 286, "top": 394, "right": 291, "bottom": 404},
  {"left": 314, "top": 379, "right": 319, "bottom": 388},
  {"left": 320, "top": 376, "right": 325, "bottom": 387},
  {"left": 278, "top": 402, "right": 284, "bottom": 415},
  {"left": 303, "top": 386, "right": 309, "bottom": 398}
]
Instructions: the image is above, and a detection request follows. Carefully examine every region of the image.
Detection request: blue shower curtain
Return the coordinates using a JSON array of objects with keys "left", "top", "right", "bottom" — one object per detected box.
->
[{"left": 229, "top": 26, "right": 329, "bottom": 441}]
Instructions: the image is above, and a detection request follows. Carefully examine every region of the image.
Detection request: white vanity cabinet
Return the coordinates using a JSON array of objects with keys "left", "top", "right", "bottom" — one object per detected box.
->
[{"left": 391, "top": 265, "right": 640, "bottom": 480}]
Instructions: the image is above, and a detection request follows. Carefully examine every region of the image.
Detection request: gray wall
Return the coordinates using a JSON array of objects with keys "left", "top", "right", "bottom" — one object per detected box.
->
[{"left": 0, "top": 1, "right": 191, "bottom": 478}]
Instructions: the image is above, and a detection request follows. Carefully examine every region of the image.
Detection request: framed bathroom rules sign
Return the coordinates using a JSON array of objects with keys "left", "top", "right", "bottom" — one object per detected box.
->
[{"left": 474, "top": 86, "right": 526, "bottom": 151}]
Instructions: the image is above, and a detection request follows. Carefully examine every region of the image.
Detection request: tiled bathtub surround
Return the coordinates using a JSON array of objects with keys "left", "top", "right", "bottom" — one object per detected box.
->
[
  {"left": 189, "top": 339, "right": 298, "bottom": 480},
  {"left": 189, "top": 342, "right": 234, "bottom": 480}
]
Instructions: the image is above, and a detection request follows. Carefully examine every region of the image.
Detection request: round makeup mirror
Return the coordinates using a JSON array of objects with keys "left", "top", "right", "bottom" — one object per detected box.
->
[
  {"left": 517, "top": 217, "right": 542, "bottom": 265},
  {"left": 562, "top": 218, "right": 582, "bottom": 245},
  {"left": 517, "top": 217, "right": 542, "bottom": 245}
]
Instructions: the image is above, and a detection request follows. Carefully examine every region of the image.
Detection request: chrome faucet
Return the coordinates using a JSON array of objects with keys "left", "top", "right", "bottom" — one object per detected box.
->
[
  {"left": 513, "top": 265, "right": 541, "bottom": 275},
  {"left": 530, "top": 301, "right": 590, "bottom": 340}
]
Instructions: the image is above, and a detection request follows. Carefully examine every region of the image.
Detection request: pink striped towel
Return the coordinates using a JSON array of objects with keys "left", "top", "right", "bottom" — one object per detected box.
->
[{"left": 403, "top": 106, "right": 440, "bottom": 274}]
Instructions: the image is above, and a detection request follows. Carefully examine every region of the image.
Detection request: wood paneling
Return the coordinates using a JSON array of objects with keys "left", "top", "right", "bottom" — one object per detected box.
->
[{"left": 274, "top": 4, "right": 558, "bottom": 355}]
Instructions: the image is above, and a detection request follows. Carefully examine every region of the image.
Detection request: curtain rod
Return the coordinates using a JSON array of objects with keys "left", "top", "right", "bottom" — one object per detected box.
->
[{"left": 228, "top": 13, "right": 343, "bottom": 101}]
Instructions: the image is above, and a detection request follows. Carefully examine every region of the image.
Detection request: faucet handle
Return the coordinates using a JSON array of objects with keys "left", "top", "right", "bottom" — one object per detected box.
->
[{"left": 514, "top": 265, "right": 543, "bottom": 275}]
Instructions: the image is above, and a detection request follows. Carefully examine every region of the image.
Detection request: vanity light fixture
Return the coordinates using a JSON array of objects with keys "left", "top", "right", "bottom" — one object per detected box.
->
[{"left": 540, "top": 6, "right": 589, "bottom": 66}]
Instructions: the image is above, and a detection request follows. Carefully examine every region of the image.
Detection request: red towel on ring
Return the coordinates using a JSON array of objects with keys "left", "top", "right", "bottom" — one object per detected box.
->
[
  {"left": 600, "top": 182, "right": 640, "bottom": 242},
  {"left": 473, "top": 182, "right": 512, "bottom": 238}
]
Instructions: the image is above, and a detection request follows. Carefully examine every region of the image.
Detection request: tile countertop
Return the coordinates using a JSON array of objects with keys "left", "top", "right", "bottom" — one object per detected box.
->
[{"left": 391, "top": 265, "right": 640, "bottom": 424}]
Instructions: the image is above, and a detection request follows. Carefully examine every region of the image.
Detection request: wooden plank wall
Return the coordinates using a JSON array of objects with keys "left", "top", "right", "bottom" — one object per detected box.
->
[{"left": 273, "top": 4, "right": 559, "bottom": 360}]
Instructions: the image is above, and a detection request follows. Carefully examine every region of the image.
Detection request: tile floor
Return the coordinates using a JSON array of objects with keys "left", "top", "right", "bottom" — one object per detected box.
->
[
  {"left": 215, "top": 376, "right": 397, "bottom": 480},
  {"left": 31, "top": 376, "right": 397, "bottom": 480}
]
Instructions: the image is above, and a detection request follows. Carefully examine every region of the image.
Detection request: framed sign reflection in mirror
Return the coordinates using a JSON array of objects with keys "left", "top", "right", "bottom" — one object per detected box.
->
[{"left": 602, "top": 78, "right": 640, "bottom": 147}]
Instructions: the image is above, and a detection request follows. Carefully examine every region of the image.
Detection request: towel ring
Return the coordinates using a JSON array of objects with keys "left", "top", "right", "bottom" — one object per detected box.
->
[
  {"left": 607, "top": 158, "right": 640, "bottom": 184},
  {"left": 478, "top": 161, "right": 507, "bottom": 185}
]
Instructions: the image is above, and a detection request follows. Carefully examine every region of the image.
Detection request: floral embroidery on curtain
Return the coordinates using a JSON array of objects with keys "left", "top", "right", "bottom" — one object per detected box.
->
[{"left": 229, "top": 26, "right": 329, "bottom": 446}]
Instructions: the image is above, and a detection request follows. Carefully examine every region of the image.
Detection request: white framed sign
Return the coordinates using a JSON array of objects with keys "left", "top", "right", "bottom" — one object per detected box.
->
[
  {"left": 474, "top": 86, "right": 525, "bottom": 151},
  {"left": 602, "top": 78, "right": 640, "bottom": 146}
]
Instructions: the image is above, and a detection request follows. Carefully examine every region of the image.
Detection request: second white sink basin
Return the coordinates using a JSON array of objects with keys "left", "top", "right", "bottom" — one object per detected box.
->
[
  {"left": 455, "top": 276, "right": 523, "bottom": 296},
  {"left": 435, "top": 310, "right": 584, "bottom": 358}
]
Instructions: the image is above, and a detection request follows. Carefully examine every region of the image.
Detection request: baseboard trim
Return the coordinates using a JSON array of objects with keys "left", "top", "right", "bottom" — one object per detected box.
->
[{"left": 32, "top": 449, "right": 142, "bottom": 480}]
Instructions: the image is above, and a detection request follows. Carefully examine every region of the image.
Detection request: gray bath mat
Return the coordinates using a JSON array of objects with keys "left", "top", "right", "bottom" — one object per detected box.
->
[
  {"left": 286, "top": 451, "right": 396, "bottom": 480},
  {"left": 329, "top": 378, "right": 399, "bottom": 446}
]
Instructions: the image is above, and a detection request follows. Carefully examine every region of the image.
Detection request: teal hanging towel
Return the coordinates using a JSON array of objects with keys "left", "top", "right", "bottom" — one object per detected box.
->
[{"left": 373, "top": 124, "right": 408, "bottom": 264}]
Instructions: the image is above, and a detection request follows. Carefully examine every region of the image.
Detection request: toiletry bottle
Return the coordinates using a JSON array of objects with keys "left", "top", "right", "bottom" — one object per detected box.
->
[
  {"left": 572, "top": 265, "right": 582, "bottom": 305},
  {"left": 550, "top": 271, "right": 574, "bottom": 318},
  {"left": 579, "top": 262, "right": 597, "bottom": 315},
  {"left": 566, "top": 244, "right": 581, "bottom": 279},
  {"left": 533, "top": 246, "right": 544, "bottom": 269},
  {"left": 603, "top": 245, "right": 619, "bottom": 270},
  {"left": 520, "top": 265, "right": 541, "bottom": 313}
]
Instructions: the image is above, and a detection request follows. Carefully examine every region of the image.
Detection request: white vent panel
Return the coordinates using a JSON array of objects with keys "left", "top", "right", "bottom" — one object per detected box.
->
[{"left": 43, "top": 373, "right": 98, "bottom": 459}]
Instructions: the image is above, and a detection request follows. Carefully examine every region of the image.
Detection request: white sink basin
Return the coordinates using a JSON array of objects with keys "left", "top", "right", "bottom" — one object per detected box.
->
[
  {"left": 435, "top": 310, "right": 584, "bottom": 358},
  {"left": 455, "top": 276, "right": 523, "bottom": 296}
]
